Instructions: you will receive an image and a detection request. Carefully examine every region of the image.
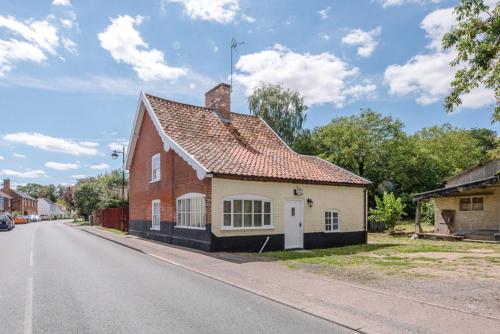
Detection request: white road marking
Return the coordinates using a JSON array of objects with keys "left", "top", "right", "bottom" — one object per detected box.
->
[
  {"left": 24, "top": 224, "right": 38, "bottom": 334},
  {"left": 24, "top": 277, "right": 33, "bottom": 334}
]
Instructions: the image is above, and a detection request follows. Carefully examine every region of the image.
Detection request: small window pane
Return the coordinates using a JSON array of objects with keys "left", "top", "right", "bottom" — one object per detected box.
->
[
  {"left": 472, "top": 197, "right": 483, "bottom": 211},
  {"left": 254, "top": 200, "right": 262, "bottom": 214},
  {"left": 223, "top": 201, "right": 231, "bottom": 214},
  {"left": 244, "top": 200, "right": 253, "bottom": 214},
  {"left": 460, "top": 198, "right": 472, "bottom": 211},
  {"left": 254, "top": 214, "right": 262, "bottom": 227},
  {"left": 233, "top": 214, "right": 242, "bottom": 227},
  {"left": 234, "top": 200, "right": 242, "bottom": 214},
  {"left": 223, "top": 214, "right": 231, "bottom": 226},
  {"left": 244, "top": 214, "right": 252, "bottom": 227},
  {"left": 264, "top": 213, "right": 271, "bottom": 226},
  {"left": 264, "top": 201, "right": 271, "bottom": 214},
  {"left": 291, "top": 207, "right": 295, "bottom": 216}
]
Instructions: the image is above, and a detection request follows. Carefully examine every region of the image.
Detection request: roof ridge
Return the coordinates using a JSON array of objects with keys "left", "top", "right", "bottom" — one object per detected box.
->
[{"left": 144, "top": 92, "right": 209, "bottom": 111}]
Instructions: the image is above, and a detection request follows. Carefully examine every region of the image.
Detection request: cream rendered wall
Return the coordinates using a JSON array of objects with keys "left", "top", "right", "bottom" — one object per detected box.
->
[
  {"left": 211, "top": 178, "right": 366, "bottom": 237},
  {"left": 434, "top": 185, "right": 500, "bottom": 233}
]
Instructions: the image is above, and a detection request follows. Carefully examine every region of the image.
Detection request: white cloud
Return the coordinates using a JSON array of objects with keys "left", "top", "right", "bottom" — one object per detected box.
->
[
  {"left": 62, "top": 38, "right": 77, "bottom": 55},
  {"left": 13, "top": 153, "right": 26, "bottom": 158},
  {"left": 71, "top": 174, "right": 87, "bottom": 179},
  {"left": 45, "top": 161, "right": 79, "bottom": 170},
  {"left": 319, "top": 32, "right": 330, "bottom": 41},
  {"left": 52, "top": 0, "right": 71, "bottom": 6},
  {"left": 242, "top": 14, "right": 255, "bottom": 23},
  {"left": 380, "top": 0, "right": 444, "bottom": 8},
  {"left": 89, "top": 163, "right": 110, "bottom": 170},
  {"left": 384, "top": 7, "right": 495, "bottom": 109},
  {"left": 98, "top": 15, "right": 186, "bottom": 81},
  {"left": 233, "top": 44, "right": 375, "bottom": 107},
  {"left": 3, "top": 132, "right": 99, "bottom": 156},
  {"left": 169, "top": 0, "right": 240, "bottom": 24},
  {"left": 0, "top": 169, "right": 46, "bottom": 179},
  {"left": 317, "top": 7, "right": 330, "bottom": 19},
  {"left": 79, "top": 141, "right": 99, "bottom": 148},
  {"left": 342, "top": 27, "right": 381, "bottom": 57},
  {"left": 108, "top": 141, "right": 128, "bottom": 152},
  {"left": 0, "top": 155, "right": 3, "bottom": 160},
  {"left": 0, "top": 15, "right": 60, "bottom": 77},
  {"left": 60, "top": 19, "right": 73, "bottom": 29}
]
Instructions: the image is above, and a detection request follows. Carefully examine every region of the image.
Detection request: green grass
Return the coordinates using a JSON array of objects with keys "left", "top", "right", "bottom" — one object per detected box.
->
[
  {"left": 98, "top": 226, "right": 127, "bottom": 235},
  {"left": 72, "top": 218, "right": 88, "bottom": 226},
  {"left": 396, "top": 219, "right": 434, "bottom": 233},
  {"left": 259, "top": 233, "right": 500, "bottom": 274}
]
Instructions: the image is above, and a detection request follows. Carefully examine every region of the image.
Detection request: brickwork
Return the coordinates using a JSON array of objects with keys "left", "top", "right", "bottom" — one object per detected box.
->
[
  {"left": 129, "top": 110, "right": 211, "bottom": 227},
  {"left": 204, "top": 83, "right": 231, "bottom": 120}
]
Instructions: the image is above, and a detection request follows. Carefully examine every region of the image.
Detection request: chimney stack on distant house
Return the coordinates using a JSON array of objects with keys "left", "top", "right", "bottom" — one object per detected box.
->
[
  {"left": 2, "top": 179, "right": 10, "bottom": 193},
  {"left": 205, "top": 83, "right": 231, "bottom": 122}
]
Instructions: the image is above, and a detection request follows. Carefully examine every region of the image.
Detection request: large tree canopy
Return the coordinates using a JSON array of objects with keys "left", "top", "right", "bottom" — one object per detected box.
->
[
  {"left": 248, "top": 83, "right": 307, "bottom": 146},
  {"left": 442, "top": 0, "right": 499, "bottom": 121}
]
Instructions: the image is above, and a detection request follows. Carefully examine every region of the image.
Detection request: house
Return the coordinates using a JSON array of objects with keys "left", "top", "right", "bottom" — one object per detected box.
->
[
  {"left": 414, "top": 159, "right": 500, "bottom": 240},
  {"left": 1, "top": 179, "right": 38, "bottom": 215},
  {"left": 125, "top": 83, "right": 370, "bottom": 252},
  {"left": 0, "top": 189, "right": 13, "bottom": 212},
  {"left": 37, "top": 198, "right": 58, "bottom": 218}
]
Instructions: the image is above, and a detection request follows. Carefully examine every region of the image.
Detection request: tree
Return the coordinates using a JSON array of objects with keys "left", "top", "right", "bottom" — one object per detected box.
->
[
  {"left": 248, "top": 83, "right": 307, "bottom": 146},
  {"left": 73, "top": 181, "right": 102, "bottom": 219},
  {"left": 369, "top": 192, "right": 406, "bottom": 232},
  {"left": 313, "top": 109, "right": 404, "bottom": 178},
  {"left": 442, "top": 0, "right": 499, "bottom": 122},
  {"left": 17, "top": 183, "right": 57, "bottom": 202},
  {"left": 468, "top": 128, "right": 498, "bottom": 153}
]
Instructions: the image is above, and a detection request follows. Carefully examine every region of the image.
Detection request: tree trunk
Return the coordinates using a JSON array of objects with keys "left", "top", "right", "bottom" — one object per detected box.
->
[{"left": 415, "top": 201, "right": 423, "bottom": 234}]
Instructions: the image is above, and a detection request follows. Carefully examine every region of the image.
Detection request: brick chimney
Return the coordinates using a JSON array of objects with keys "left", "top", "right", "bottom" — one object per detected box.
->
[
  {"left": 2, "top": 179, "right": 10, "bottom": 192},
  {"left": 205, "top": 83, "right": 231, "bottom": 122}
]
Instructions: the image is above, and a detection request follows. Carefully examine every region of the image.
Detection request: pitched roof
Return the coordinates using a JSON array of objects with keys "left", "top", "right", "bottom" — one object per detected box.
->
[
  {"left": 127, "top": 92, "right": 370, "bottom": 186},
  {"left": 0, "top": 190, "right": 12, "bottom": 199},
  {"left": 12, "top": 189, "right": 36, "bottom": 200}
]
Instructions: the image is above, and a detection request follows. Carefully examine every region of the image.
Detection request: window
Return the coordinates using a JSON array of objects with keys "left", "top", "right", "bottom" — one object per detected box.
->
[
  {"left": 151, "top": 200, "right": 160, "bottom": 230},
  {"left": 222, "top": 195, "right": 272, "bottom": 229},
  {"left": 325, "top": 209, "right": 340, "bottom": 232},
  {"left": 459, "top": 197, "right": 483, "bottom": 211},
  {"left": 151, "top": 153, "right": 160, "bottom": 182},
  {"left": 176, "top": 193, "right": 206, "bottom": 229}
]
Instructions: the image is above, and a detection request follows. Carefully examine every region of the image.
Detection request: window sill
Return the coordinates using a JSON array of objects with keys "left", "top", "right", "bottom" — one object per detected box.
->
[
  {"left": 324, "top": 230, "right": 340, "bottom": 233},
  {"left": 220, "top": 226, "right": 274, "bottom": 231},
  {"left": 150, "top": 179, "right": 161, "bottom": 183},
  {"left": 174, "top": 225, "right": 206, "bottom": 230},
  {"left": 150, "top": 226, "right": 160, "bottom": 231}
]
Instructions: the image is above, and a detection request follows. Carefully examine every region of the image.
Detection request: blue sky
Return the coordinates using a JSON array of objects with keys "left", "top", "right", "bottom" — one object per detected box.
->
[{"left": 0, "top": 0, "right": 498, "bottom": 187}]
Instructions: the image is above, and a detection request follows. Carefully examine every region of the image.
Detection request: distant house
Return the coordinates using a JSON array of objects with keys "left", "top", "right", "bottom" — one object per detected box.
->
[
  {"left": 37, "top": 198, "right": 58, "bottom": 218},
  {"left": 125, "top": 83, "right": 370, "bottom": 252},
  {"left": 414, "top": 159, "right": 500, "bottom": 240},
  {"left": 0, "top": 189, "right": 13, "bottom": 212},
  {"left": 1, "top": 179, "right": 37, "bottom": 215}
]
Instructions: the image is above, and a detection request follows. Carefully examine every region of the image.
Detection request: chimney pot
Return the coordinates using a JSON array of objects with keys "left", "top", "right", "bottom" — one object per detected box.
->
[{"left": 205, "top": 83, "right": 231, "bottom": 121}]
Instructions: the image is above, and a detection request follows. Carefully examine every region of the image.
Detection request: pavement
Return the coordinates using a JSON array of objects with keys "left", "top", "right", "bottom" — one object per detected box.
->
[
  {"left": 74, "top": 223, "right": 500, "bottom": 334},
  {"left": 0, "top": 220, "right": 352, "bottom": 334}
]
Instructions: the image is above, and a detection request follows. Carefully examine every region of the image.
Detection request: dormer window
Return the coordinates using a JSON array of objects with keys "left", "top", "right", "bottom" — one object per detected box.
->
[{"left": 151, "top": 153, "right": 160, "bottom": 182}]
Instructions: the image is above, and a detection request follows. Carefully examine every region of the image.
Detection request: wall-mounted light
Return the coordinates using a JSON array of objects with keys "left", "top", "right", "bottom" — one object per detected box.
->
[
  {"left": 294, "top": 187, "right": 303, "bottom": 196},
  {"left": 307, "top": 198, "right": 313, "bottom": 208}
]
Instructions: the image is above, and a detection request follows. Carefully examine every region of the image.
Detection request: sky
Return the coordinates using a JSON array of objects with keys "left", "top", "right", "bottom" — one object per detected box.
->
[{"left": 0, "top": 0, "right": 498, "bottom": 188}]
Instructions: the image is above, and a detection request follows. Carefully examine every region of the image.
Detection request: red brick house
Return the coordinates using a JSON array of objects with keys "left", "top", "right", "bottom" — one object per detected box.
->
[
  {"left": 125, "top": 83, "right": 370, "bottom": 252},
  {"left": 1, "top": 179, "right": 38, "bottom": 215}
]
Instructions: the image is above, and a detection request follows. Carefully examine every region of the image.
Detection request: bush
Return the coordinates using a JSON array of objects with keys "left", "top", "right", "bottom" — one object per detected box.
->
[
  {"left": 369, "top": 192, "right": 406, "bottom": 232},
  {"left": 421, "top": 200, "right": 435, "bottom": 225}
]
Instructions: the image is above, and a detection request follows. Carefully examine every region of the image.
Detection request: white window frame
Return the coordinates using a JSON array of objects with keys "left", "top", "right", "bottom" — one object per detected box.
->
[
  {"left": 151, "top": 153, "right": 161, "bottom": 182},
  {"left": 221, "top": 194, "right": 273, "bottom": 230},
  {"left": 175, "top": 193, "right": 206, "bottom": 230},
  {"left": 151, "top": 199, "right": 161, "bottom": 231},
  {"left": 459, "top": 196, "right": 484, "bottom": 211},
  {"left": 325, "top": 209, "right": 340, "bottom": 233}
]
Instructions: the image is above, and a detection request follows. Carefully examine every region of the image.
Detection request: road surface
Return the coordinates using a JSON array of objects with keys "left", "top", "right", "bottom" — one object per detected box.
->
[{"left": 0, "top": 221, "right": 355, "bottom": 334}]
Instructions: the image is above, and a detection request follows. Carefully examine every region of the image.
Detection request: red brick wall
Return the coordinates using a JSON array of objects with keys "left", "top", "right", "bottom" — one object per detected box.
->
[{"left": 129, "top": 110, "right": 211, "bottom": 225}]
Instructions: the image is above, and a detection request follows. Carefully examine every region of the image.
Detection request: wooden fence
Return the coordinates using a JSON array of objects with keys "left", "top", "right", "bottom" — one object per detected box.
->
[{"left": 91, "top": 207, "right": 128, "bottom": 232}]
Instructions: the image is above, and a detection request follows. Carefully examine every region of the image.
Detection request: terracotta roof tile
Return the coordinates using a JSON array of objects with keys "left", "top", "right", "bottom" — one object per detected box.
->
[{"left": 145, "top": 93, "right": 369, "bottom": 186}]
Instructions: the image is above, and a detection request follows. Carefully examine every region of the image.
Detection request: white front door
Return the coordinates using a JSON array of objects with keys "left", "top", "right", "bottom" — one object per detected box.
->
[{"left": 284, "top": 199, "right": 304, "bottom": 249}]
